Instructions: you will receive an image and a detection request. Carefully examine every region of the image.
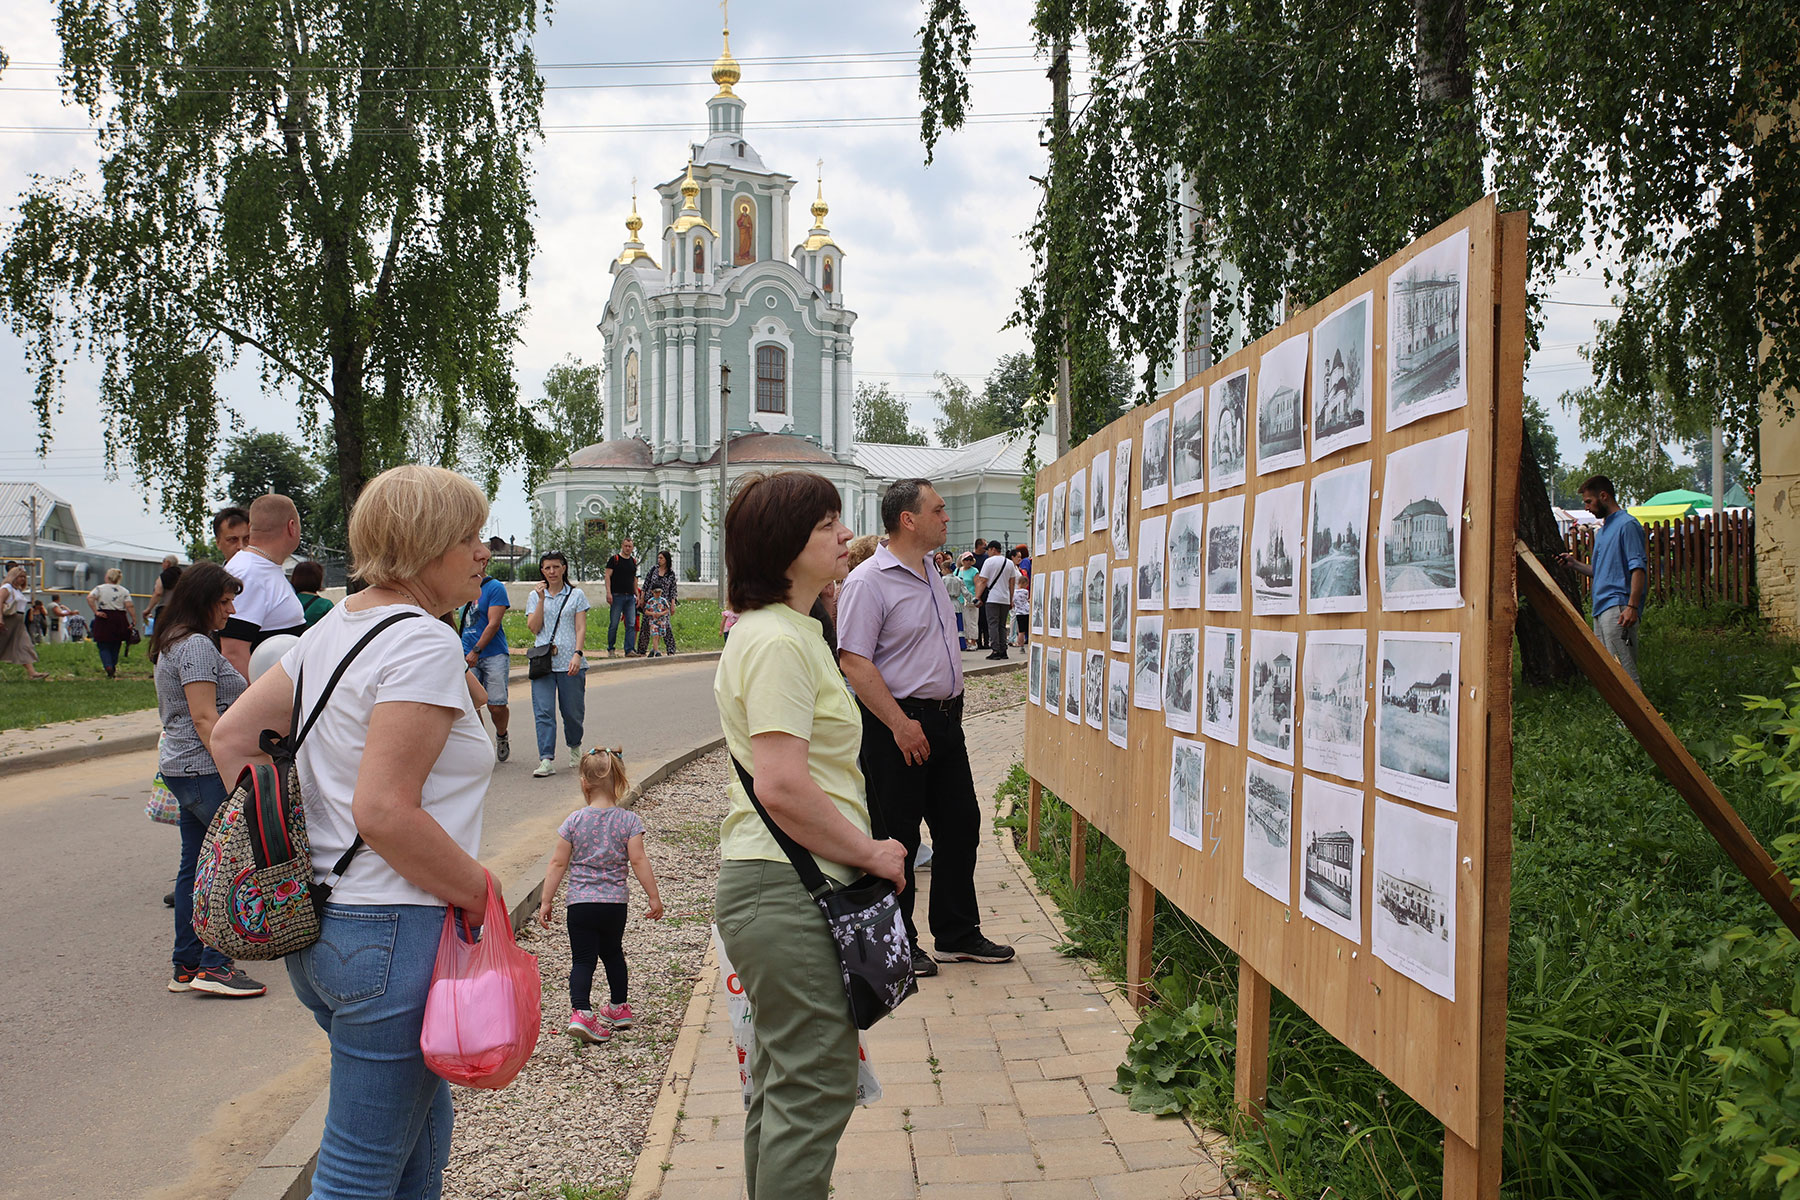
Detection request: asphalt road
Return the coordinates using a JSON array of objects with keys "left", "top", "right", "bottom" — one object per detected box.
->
[{"left": 0, "top": 659, "right": 723, "bottom": 1200}]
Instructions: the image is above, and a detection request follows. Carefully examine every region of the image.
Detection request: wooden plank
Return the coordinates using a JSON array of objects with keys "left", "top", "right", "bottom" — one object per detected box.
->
[
  {"left": 1444, "top": 1130, "right": 1499, "bottom": 1199},
  {"left": 1127, "top": 869, "right": 1156, "bottom": 1010},
  {"left": 1070, "top": 812, "right": 1087, "bottom": 890},
  {"left": 1027, "top": 776, "right": 1042, "bottom": 854},
  {"left": 1517, "top": 542, "right": 1800, "bottom": 938},
  {"left": 1234, "top": 961, "right": 1271, "bottom": 1124}
]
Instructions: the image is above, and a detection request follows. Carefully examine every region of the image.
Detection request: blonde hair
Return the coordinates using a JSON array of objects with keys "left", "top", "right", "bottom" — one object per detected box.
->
[
  {"left": 349, "top": 465, "right": 489, "bottom": 589},
  {"left": 104, "top": 568, "right": 123, "bottom": 584},
  {"left": 578, "top": 747, "right": 631, "bottom": 802},
  {"left": 846, "top": 533, "right": 882, "bottom": 572}
]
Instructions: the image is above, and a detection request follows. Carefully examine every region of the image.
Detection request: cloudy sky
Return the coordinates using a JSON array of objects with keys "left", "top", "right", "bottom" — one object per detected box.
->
[{"left": 0, "top": 0, "right": 1612, "bottom": 559}]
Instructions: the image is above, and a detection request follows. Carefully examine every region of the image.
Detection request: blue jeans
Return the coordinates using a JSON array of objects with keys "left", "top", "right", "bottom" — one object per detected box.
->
[
  {"left": 607, "top": 594, "right": 637, "bottom": 652},
  {"left": 286, "top": 904, "right": 453, "bottom": 1200},
  {"left": 166, "top": 772, "right": 232, "bottom": 972},
  {"left": 531, "top": 669, "right": 587, "bottom": 759},
  {"left": 97, "top": 640, "right": 121, "bottom": 673}
]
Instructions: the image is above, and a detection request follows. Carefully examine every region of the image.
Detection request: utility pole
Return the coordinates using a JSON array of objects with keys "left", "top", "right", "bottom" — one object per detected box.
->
[
  {"left": 28, "top": 493, "right": 39, "bottom": 591},
  {"left": 718, "top": 364, "right": 731, "bottom": 608},
  {"left": 1048, "top": 35, "right": 1073, "bottom": 460}
]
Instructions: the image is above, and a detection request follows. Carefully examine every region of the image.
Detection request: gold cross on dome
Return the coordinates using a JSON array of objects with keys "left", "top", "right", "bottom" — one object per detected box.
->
[{"left": 720, "top": 0, "right": 730, "bottom": 33}]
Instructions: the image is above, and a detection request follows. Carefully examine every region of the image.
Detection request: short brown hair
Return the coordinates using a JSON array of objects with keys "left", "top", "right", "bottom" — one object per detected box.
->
[
  {"left": 847, "top": 533, "right": 883, "bottom": 572},
  {"left": 725, "top": 471, "right": 842, "bottom": 613},
  {"left": 248, "top": 493, "right": 300, "bottom": 533},
  {"left": 1579, "top": 475, "right": 1616, "bottom": 501},
  {"left": 291, "top": 560, "right": 325, "bottom": 592},
  {"left": 350, "top": 465, "right": 489, "bottom": 590}
]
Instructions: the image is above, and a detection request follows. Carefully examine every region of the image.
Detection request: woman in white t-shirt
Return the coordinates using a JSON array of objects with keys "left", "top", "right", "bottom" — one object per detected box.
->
[
  {"left": 0, "top": 565, "right": 48, "bottom": 679},
  {"left": 87, "top": 568, "right": 138, "bottom": 679},
  {"left": 213, "top": 465, "right": 500, "bottom": 1200}
]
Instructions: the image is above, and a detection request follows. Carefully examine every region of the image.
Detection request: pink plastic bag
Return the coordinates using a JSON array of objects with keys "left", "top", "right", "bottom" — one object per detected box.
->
[{"left": 420, "top": 872, "right": 541, "bottom": 1089}]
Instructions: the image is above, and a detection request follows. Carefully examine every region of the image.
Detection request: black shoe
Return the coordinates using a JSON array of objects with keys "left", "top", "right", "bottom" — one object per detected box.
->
[
  {"left": 986, "top": 652, "right": 1008, "bottom": 660},
  {"left": 911, "top": 947, "right": 939, "bottom": 977},
  {"left": 190, "top": 967, "right": 268, "bottom": 997},
  {"left": 934, "top": 936, "right": 1016, "bottom": 964},
  {"left": 163, "top": 890, "right": 175, "bottom": 907}
]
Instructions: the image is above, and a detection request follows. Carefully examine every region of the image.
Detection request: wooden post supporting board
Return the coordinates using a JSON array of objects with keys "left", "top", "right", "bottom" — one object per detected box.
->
[
  {"left": 1070, "top": 813, "right": 1087, "bottom": 889},
  {"left": 1126, "top": 869, "right": 1155, "bottom": 1010},
  {"left": 1516, "top": 542, "right": 1800, "bottom": 938},
  {"left": 1234, "top": 962, "right": 1271, "bottom": 1126},
  {"left": 1027, "top": 777, "right": 1042, "bottom": 854}
]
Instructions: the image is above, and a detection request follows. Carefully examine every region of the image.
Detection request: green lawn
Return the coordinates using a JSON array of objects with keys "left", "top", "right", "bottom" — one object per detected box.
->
[
  {"left": 0, "top": 641, "right": 158, "bottom": 731},
  {"left": 501, "top": 596, "right": 726, "bottom": 655}
]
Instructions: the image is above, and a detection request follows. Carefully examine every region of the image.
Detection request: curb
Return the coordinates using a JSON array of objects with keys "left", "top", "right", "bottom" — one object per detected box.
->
[
  {"left": 626, "top": 946, "right": 722, "bottom": 1200},
  {"left": 228, "top": 734, "right": 729, "bottom": 1200}
]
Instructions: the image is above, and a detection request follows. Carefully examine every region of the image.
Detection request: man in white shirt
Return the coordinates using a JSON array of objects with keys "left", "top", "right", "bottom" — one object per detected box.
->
[
  {"left": 973, "top": 540, "right": 1021, "bottom": 661},
  {"left": 221, "top": 494, "right": 307, "bottom": 678}
]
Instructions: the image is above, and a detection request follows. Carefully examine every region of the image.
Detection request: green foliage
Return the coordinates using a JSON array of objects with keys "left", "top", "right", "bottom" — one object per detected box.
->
[
  {"left": 854, "top": 382, "right": 928, "bottom": 445},
  {"left": 0, "top": 0, "right": 556, "bottom": 542},
  {"left": 930, "top": 373, "right": 1010, "bottom": 446},
  {"left": 487, "top": 561, "right": 515, "bottom": 582},
  {"left": 530, "top": 488, "right": 681, "bottom": 582},
  {"left": 217, "top": 430, "right": 319, "bottom": 521},
  {"left": 538, "top": 355, "right": 605, "bottom": 480}
]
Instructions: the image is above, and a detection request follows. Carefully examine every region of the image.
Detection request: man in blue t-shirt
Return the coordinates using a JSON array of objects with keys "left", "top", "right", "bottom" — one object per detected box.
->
[
  {"left": 1559, "top": 474, "right": 1648, "bottom": 685},
  {"left": 460, "top": 571, "right": 513, "bottom": 761}
]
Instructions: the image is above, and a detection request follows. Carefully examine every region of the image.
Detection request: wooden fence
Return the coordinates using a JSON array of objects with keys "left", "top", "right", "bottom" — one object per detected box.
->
[{"left": 1562, "top": 510, "right": 1756, "bottom": 607}]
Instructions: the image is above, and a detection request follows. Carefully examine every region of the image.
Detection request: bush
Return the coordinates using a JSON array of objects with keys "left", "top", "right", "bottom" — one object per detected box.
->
[
  {"left": 517, "top": 561, "right": 541, "bottom": 582},
  {"left": 488, "top": 561, "right": 515, "bottom": 582}
]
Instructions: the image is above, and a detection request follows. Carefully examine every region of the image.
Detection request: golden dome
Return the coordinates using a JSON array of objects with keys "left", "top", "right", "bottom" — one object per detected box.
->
[
  {"left": 810, "top": 180, "right": 829, "bottom": 227},
  {"left": 712, "top": 27, "right": 740, "bottom": 97},
  {"left": 617, "top": 195, "right": 656, "bottom": 267},
  {"left": 801, "top": 175, "right": 836, "bottom": 251},
  {"left": 669, "top": 163, "right": 716, "bottom": 236},
  {"left": 625, "top": 194, "right": 643, "bottom": 237}
]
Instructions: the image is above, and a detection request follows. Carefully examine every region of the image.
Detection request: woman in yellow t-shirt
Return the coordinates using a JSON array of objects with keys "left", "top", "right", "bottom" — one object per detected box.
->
[{"left": 712, "top": 471, "right": 907, "bottom": 1200}]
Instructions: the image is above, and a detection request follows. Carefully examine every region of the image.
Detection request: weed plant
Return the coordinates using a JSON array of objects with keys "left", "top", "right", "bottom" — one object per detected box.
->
[{"left": 997, "top": 612, "right": 1800, "bottom": 1198}]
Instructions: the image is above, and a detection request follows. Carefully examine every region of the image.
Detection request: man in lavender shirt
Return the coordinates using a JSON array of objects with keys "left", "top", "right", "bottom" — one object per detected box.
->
[{"left": 839, "top": 479, "right": 1016, "bottom": 978}]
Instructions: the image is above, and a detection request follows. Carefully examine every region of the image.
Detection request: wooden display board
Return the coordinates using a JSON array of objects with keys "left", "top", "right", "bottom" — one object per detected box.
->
[{"left": 1022, "top": 197, "right": 1526, "bottom": 1196}]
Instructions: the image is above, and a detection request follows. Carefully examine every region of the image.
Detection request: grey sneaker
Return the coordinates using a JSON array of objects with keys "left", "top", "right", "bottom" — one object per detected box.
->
[
  {"left": 496, "top": 733, "right": 510, "bottom": 763},
  {"left": 534, "top": 758, "right": 555, "bottom": 778},
  {"left": 569, "top": 746, "right": 582, "bottom": 770}
]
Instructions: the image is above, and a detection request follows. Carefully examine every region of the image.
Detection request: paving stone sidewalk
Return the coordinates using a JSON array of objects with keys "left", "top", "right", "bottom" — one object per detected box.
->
[{"left": 654, "top": 703, "right": 1236, "bottom": 1200}]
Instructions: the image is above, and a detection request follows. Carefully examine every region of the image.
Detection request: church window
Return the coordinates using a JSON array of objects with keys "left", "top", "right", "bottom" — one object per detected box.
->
[
  {"left": 1183, "top": 291, "right": 1213, "bottom": 380},
  {"left": 755, "top": 345, "right": 786, "bottom": 413}
]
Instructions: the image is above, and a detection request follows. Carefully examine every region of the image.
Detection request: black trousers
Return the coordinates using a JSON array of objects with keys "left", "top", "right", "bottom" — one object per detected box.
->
[
  {"left": 858, "top": 700, "right": 982, "bottom": 951},
  {"left": 566, "top": 901, "right": 629, "bottom": 1010},
  {"left": 985, "top": 604, "right": 1011, "bottom": 658}
]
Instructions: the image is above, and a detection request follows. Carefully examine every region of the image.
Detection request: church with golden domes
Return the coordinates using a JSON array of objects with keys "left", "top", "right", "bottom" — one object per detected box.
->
[{"left": 533, "top": 24, "right": 1052, "bottom": 573}]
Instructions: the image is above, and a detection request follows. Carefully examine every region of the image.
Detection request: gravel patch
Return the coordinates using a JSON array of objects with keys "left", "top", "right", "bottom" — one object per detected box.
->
[
  {"left": 965, "top": 667, "right": 1025, "bottom": 715},
  {"left": 444, "top": 750, "right": 728, "bottom": 1200}
]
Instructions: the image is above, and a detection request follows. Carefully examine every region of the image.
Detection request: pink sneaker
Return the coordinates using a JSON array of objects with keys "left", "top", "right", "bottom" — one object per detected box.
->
[
  {"left": 567, "top": 1009, "right": 610, "bottom": 1044},
  {"left": 597, "top": 1002, "right": 636, "bottom": 1028}
]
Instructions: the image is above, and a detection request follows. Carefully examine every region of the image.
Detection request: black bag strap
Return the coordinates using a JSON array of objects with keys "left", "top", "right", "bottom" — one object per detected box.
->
[
  {"left": 544, "top": 588, "right": 571, "bottom": 644},
  {"left": 729, "top": 754, "right": 837, "bottom": 901}
]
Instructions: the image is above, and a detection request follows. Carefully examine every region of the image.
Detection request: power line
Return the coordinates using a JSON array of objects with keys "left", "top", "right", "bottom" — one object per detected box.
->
[
  {"left": 0, "top": 46, "right": 1063, "bottom": 73},
  {"left": 0, "top": 111, "right": 1047, "bottom": 136}
]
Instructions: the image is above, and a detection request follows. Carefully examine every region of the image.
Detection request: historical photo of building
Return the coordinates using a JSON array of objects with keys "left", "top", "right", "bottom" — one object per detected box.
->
[
  {"left": 1066, "top": 564, "right": 1085, "bottom": 633},
  {"left": 1045, "top": 645, "right": 1063, "bottom": 717},
  {"left": 1047, "top": 569, "right": 1065, "bottom": 638},
  {"left": 1136, "top": 515, "right": 1166, "bottom": 611},
  {"left": 1386, "top": 228, "right": 1469, "bottom": 430},
  {"left": 1164, "top": 626, "right": 1199, "bottom": 734},
  {"left": 1034, "top": 492, "right": 1050, "bottom": 558},
  {"left": 1133, "top": 615, "right": 1165, "bottom": 711},
  {"left": 1300, "top": 774, "right": 1363, "bottom": 944},
  {"left": 1031, "top": 573, "right": 1046, "bottom": 635},
  {"left": 1202, "top": 626, "right": 1241, "bottom": 745},
  {"left": 1110, "top": 566, "right": 1131, "bottom": 652},
  {"left": 1250, "top": 480, "right": 1304, "bottom": 616},
  {"left": 1249, "top": 628, "right": 1299, "bottom": 765},
  {"left": 1085, "top": 648, "right": 1106, "bottom": 730},
  {"left": 1204, "top": 495, "right": 1244, "bottom": 612},
  {"left": 1051, "top": 480, "right": 1068, "bottom": 551},
  {"left": 1379, "top": 429, "right": 1467, "bottom": 611},
  {"left": 1172, "top": 390, "right": 1206, "bottom": 499},
  {"left": 1307, "top": 460, "right": 1371, "bottom": 614},
  {"left": 1311, "top": 292, "right": 1373, "bottom": 458},
  {"left": 1028, "top": 642, "right": 1043, "bottom": 706},
  {"left": 1064, "top": 646, "right": 1082, "bottom": 724},
  {"left": 1208, "top": 369, "right": 1249, "bottom": 491},
  {"left": 1242, "top": 758, "right": 1294, "bottom": 903},
  {"left": 1111, "top": 438, "right": 1134, "bottom": 559},
  {"left": 1375, "top": 631, "right": 1461, "bottom": 810},
  {"left": 1086, "top": 552, "right": 1108, "bottom": 633},
  {"left": 1068, "top": 467, "right": 1087, "bottom": 546},
  {"left": 1107, "top": 657, "right": 1130, "bottom": 748},
  {"left": 1372, "top": 797, "right": 1457, "bottom": 1000},
  {"left": 1256, "top": 331, "right": 1309, "bottom": 475},
  {"left": 1303, "top": 629, "right": 1368, "bottom": 782},
  {"left": 1169, "top": 736, "right": 1208, "bottom": 853},
  {"left": 1166, "top": 503, "right": 1204, "bottom": 609},
  {"left": 1090, "top": 449, "right": 1110, "bottom": 534},
  {"left": 1141, "top": 410, "right": 1172, "bottom": 510}
]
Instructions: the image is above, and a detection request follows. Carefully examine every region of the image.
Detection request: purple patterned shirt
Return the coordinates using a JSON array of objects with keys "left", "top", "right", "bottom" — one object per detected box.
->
[{"left": 557, "top": 806, "right": 646, "bottom": 905}]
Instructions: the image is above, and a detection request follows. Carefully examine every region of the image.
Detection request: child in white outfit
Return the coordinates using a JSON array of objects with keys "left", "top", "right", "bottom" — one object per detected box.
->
[{"left": 1011, "top": 578, "right": 1032, "bottom": 647}]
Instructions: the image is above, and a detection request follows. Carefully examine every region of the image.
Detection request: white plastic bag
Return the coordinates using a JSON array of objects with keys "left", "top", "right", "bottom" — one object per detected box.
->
[{"left": 713, "top": 925, "right": 882, "bottom": 1109}]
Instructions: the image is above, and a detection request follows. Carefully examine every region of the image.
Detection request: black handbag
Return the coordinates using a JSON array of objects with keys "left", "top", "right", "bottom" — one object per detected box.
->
[
  {"left": 527, "top": 590, "right": 571, "bottom": 679},
  {"left": 729, "top": 756, "right": 917, "bottom": 1029}
]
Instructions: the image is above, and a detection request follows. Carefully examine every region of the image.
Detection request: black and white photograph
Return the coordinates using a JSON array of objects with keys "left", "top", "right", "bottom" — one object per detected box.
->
[
  {"left": 1086, "top": 552, "right": 1108, "bottom": 633},
  {"left": 1164, "top": 625, "right": 1199, "bottom": 735},
  {"left": 1372, "top": 797, "right": 1458, "bottom": 1000},
  {"left": 1090, "top": 449, "right": 1111, "bottom": 534},
  {"left": 1307, "top": 460, "right": 1372, "bottom": 614},
  {"left": 1045, "top": 644, "right": 1063, "bottom": 717},
  {"left": 1047, "top": 568, "right": 1066, "bottom": 639},
  {"left": 1111, "top": 438, "right": 1134, "bottom": 559},
  {"left": 1385, "top": 227, "right": 1469, "bottom": 431},
  {"left": 1249, "top": 628, "right": 1299, "bottom": 765},
  {"left": 1172, "top": 389, "right": 1207, "bottom": 499},
  {"left": 1133, "top": 615, "right": 1164, "bottom": 711},
  {"left": 1068, "top": 467, "right": 1087, "bottom": 546},
  {"left": 1242, "top": 758, "right": 1294, "bottom": 904},
  {"left": 1202, "top": 626, "right": 1241, "bottom": 745},
  {"left": 1250, "top": 480, "right": 1305, "bottom": 616},
  {"left": 1300, "top": 774, "right": 1364, "bottom": 945},
  {"left": 1028, "top": 641, "right": 1043, "bottom": 706},
  {"left": 1204, "top": 495, "right": 1245, "bottom": 612},
  {"left": 1034, "top": 492, "right": 1050, "bottom": 558},
  {"left": 1255, "top": 331, "right": 1309, "bottom": 475},
  {"left": 1031, "top": 573, "right": 1046, "bottom": 635},
  {"left": 1169, "top": 736, "right": 1208, "bottom": 853},
  {"left": 1379, "top": 429, "right": 1468, "bottom": 611},
  {"left": 1109, "top": 567, "right": 1131, "bottom": 652},
  {"left": 1167, "top": 503, "right": 1204, "bottom": 609},
  {"left": 1208, "top": 369, "right": 1249, "bottom": 491},
  {"left": 1064, "top": 647, "right": 1082, "bottom": 725},
  {"left": 1085, "top": 648, "right": 1106, "bottom": 730},
  {"left": 1375, "top": 631, "right": 1461, "bottom": 810},
  {"left": 1066, "top": 564, "right": 1085, "bottom": 634},
  {"left": 1136, "top": 515, "right": 1166, "bottom": 611},
  {"left": 1141, "top": 410, "right": 1172, "bottom": 509},
  {"left": 1303, "top": 629, "right": 1368, "bottom": 782},
  {"left": 1050, "top": 480, "right": 1068, "bottom": 551},
  {"left": 1311, "top": 292, "right": 1374, "bottom": 458},
  {"left": 1107, "top": 657, "right": 1131, "bottom": 748}
]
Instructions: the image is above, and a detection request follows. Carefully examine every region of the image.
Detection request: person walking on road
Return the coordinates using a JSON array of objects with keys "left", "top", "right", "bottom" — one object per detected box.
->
[
  {"left": 213, "top": 464, "right": 507, "bottom": 1200},
  {"left": 974, "top": 541, "right": 1021, "bottom": 661},
  {"left": 713, "top": 470, "right": 909, "bottom": 1199},
  {"left": 459, "top": 565, "right": 512, "bottom": 762},
  {"left": 837, "top": 479, "right": 1016, "bottom": 978},
  {"left": 0, "top": 565, "right": 49, "bottom": 680},
  {"left": 151, "top": 562, "right": 266, "bottom": 999},
  {"left": 1558, "top": 473, "right": 1649, "bottom": 686},
  {"left": 86, "top": 568, "right": 139, "bottom": 679},
  {"left": 603, "top": 538, "right": 640, "bottom": 657},
  {"left": 528, "top": 550, "right": 591, "bottom": 777}
]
